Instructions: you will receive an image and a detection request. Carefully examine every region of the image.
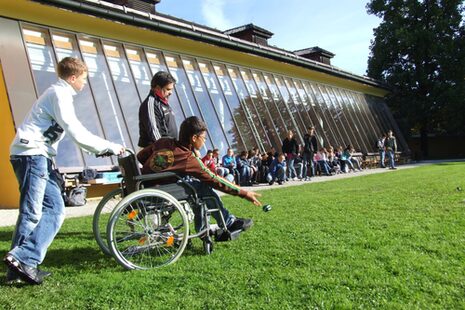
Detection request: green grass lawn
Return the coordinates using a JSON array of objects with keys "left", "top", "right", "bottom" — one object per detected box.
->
[{"left": 1, "top": 163, "right": 465, "bottom": 309}]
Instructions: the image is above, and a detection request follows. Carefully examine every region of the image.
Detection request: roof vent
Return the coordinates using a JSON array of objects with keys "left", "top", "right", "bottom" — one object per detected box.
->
[
  {"left": 294, "top": 46, "right": 335, "bottom": 65},
  {"left": 103, "top": 0, "right": 161, "bottom": 13},
  {"left": 223, "top": 23, "right": 273, "bottom": 46}
]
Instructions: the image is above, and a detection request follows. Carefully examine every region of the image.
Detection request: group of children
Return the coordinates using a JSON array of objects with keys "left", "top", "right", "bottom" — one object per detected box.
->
[{"left": 199, "top": 143, "right": 365, "bottom": 188}]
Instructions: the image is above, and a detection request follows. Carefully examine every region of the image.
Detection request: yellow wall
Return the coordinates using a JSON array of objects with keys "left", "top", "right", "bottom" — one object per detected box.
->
[
  {"left": 0, "top": 63, "right": 20, "bottom": 208},
  {"left": 0, "top": 0, "right": 388, "bottom": 97}
]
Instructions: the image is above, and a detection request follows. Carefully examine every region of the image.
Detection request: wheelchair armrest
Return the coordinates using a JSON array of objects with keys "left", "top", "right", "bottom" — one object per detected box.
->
[
  {"left": 133, "top": 172, "right": 200, "bottom": 202},
  {"left": 133, "top": 172, "right": 182, "bottom": 183}
]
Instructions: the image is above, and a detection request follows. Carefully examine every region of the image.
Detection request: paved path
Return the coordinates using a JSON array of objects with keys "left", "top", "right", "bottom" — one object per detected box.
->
[{"left": 0, "top": 162, "right": 438, "bottom": 228}]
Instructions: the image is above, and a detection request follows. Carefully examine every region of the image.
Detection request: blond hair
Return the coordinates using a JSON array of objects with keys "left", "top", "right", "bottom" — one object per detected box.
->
[{"left": 57, "top": 57, "right": 87, "bottom": 80}]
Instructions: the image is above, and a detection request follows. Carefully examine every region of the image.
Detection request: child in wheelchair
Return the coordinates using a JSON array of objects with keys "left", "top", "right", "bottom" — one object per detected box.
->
[{"left": 137, "top": 116, "right": 262, "bottom": 240}]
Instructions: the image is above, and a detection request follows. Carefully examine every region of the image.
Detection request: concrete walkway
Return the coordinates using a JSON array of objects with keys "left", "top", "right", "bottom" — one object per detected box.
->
[{"left": 0, "top": 162, "right": 436, "bottom": 228}]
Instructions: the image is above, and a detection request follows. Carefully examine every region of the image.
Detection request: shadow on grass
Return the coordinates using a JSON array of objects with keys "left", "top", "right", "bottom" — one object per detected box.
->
[
  {"left": 44, "top": 247, "right": 115, "bottom": 269},
  {"left": 53, "top": 231, "right": 96, "bottom": 241},
  {"left": 0, "top": 231, "right": 13, "bottom": 242}
]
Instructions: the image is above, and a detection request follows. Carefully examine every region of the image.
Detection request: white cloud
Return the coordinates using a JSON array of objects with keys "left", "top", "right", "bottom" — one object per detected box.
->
[{"left": 200, "top": 0, "right": 234, "bottom": 30}]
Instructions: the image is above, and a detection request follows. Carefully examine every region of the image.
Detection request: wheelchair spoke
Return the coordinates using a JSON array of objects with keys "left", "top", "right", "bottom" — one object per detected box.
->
[{"left": 108, "top": 189, "right": 189, "bottom": 270}]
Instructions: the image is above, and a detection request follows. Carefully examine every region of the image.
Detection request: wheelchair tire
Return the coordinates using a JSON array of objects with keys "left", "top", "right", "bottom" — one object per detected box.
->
[
  {"left": 92, "top": 188, "right": 123, "bottom": 256},
  {"left": 107, "top": 189, "right": 189, "bottom": 270}
]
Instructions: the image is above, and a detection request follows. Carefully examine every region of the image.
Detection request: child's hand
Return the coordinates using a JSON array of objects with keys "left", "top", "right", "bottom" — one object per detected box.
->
[{"left": 245, "top": 191, "right": 262, "bottom": 206}]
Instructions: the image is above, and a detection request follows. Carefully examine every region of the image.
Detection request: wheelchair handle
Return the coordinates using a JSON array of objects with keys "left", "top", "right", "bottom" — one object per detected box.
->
[{"left": 96, "top": 147, "right": 135, "bottom": 158}]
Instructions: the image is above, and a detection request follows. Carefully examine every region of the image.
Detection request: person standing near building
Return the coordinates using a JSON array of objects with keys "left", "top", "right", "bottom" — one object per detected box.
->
[
  {"left": 4, "top": 57, "right": 124, "bottom": 285},
  {"left": 138, "top": 71, "right": 178, "bottom": 148},
  {"left": 281, "top": 130, "right": 300, "bottom": 180},
  {"left": 385, "top": 130, "right": 397, "bottom": 169},
  {"left": 377, "top": 133, "right": 387, "bottom": 168},
  {"left": 302, "top": 126, "right": 318, "bottom": 181}
]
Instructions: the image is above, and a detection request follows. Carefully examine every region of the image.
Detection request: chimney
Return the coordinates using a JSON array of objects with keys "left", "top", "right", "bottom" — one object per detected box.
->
[
  {"left": 223, "top": 23, "right": 273, "bottom": 46},
  {"left": 294, "top": 46, "right": 335, "bottom": 65},
  {"left": 104, "top": 0, "right": 161, "bottom": 13}
]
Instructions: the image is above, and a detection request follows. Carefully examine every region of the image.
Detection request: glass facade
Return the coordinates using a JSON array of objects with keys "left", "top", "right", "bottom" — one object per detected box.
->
[{"left": 18, "top": 24, "right": 406, "bottom": 171}]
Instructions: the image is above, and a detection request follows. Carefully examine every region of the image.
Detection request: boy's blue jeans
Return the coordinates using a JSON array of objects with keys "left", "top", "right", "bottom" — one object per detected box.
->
[
  {"left": 9, "top": 155, "right": 65, "bottom": 268},
  {"left": 185, "top": 178, "right": 236, "bottom": 232}
]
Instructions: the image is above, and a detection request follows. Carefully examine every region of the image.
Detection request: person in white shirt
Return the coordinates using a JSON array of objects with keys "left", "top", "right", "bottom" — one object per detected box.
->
[{"left": 4, "top": 57, "right": 124, "bottom": 285}]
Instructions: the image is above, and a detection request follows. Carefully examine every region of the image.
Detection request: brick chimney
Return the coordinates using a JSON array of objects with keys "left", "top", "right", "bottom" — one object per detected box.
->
[
  {"left": 223, "top": 23, "right": 273, "bottom": 46},
  {"left": 294, "top": 46, "right": 335, "bottom": 65}
]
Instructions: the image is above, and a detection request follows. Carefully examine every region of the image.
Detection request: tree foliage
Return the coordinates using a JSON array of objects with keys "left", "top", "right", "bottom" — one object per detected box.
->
[{"left": 366, "top": 0, "right": 465, "bottom": 155}]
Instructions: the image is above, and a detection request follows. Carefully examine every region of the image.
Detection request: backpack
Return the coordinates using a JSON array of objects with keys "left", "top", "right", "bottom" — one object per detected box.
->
[
  {"left": 64, "top": 185, "right": 87, "bottom": 207},
  {"left": 51, "top": 169, "right": 87, "bottom": 206}
]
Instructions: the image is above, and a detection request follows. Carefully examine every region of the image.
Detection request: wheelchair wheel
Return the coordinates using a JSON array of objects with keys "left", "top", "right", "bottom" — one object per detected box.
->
[
  {"left": 93, "top": 188, "right": 123, "bottom": 256},
  {"left": 107, "top": 189, "right": 189, "bottom": 270}
]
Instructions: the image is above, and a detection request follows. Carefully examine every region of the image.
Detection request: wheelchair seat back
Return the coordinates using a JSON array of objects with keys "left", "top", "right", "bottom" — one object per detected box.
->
[
  {"left": 117, "top": 153, "right": 141, "bottom": 195},
  {"left": 118, "top": 152, "right": 196, "bottom": 201}
]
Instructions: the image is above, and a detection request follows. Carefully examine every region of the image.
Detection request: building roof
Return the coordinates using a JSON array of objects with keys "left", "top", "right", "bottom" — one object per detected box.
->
[
  {"left": 223, "top": 23, "right": 274, "bottom": 38},
  {"left": 31, "top": 0, "right": 386, "bottom": 89},
  {"left": 294, "top": 46, "right": 335, "bottom": 58}
]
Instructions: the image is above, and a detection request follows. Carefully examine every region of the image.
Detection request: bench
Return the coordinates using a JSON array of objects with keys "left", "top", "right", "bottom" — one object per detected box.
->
[{"left": 363, "top": 152, "right": 381, "bottom": 169}]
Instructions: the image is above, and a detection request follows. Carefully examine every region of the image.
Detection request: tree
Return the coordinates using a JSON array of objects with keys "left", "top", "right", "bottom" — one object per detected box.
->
[{"left": 366, "top": 0, "right": 465, "bottom": 158}]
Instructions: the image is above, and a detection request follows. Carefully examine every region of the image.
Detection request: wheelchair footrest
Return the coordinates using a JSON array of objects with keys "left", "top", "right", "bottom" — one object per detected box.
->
[{"left": 214, "top": 228, "right": 241, "bottom": 242}]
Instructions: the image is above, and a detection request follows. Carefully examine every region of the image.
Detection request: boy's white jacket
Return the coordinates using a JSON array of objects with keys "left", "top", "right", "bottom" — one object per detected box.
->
[{"left": 10, "top": 78, "right": 121, "bottom": 158}]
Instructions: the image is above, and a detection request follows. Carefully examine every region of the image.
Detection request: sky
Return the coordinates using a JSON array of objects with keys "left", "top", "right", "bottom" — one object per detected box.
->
[{"left": 156, "top": 0, "right": 382, "bottom": 76}]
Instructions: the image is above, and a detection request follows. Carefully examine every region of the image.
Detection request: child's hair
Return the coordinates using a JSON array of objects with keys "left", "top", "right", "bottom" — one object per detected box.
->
[
  {"left": 57, "top": 57, "right": 87, "bottom": 80},
  {"left": 179, "top": 116, "right": 207, "bottom": 145}
]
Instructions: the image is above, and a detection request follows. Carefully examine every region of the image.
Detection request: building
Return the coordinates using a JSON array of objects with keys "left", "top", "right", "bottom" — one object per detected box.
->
[{"left": 0, "top": 0, "right": 408, "bottom": 208}]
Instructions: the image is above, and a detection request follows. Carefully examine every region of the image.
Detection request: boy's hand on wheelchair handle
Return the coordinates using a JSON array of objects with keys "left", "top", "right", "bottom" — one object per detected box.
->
[{"left": 245, "top": 191, "right": 262, "bottom": 206}]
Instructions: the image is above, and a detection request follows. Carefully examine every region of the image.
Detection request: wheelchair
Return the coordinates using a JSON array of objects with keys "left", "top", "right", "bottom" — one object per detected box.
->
[{"left": 92, "top": 149, "right": 240, "bottom": 270}]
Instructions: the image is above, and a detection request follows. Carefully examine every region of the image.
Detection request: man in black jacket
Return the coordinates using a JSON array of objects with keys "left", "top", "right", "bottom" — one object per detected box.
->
[
  {"left": 302, "top": 126, "right": 318, "bottom": 181},
  {"left": 138, "top": 71, "right": 178, "bottom": 148}
]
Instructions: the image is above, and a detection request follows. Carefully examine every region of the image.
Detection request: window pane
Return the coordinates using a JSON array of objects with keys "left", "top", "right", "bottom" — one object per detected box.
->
[
  {"left": 104, "top": 41, "right": 141, "bottom": 149},
  {"left": 23, "top": 27, "right": 85, "bottom": 168},
  {"left": 145, "top": 50, "right": 186, "bottom": 127},
  {"left": 292, "top": 79, "right": 327, "bottom": 146},
  {"left": 79, "top": 38, "right": 131, "bottom": 150},
  {"left": 263, "top": 74, "right": 301, "bottom": 141},
  {"left": 53, "top": 32, "right": 113, "bottom": 167},
  {"left": 251, "top": 71, "right": 288, "bottom": 140},
  {"left": 199, "top": 60, "right": 246, "bottom": 152},
  {"left": 240, "top": 69, "right": 281, "bottom": 149},
  {"left": 227, "top": 66, "right": 270, "bottom": 151},
  {"left": 213, "top": 63, "right": 258, "bottom": 152},
  {"left": 274, "top": 76, "right": 306, "bottom": 142},
  {"left": 183, "top": 56, "right": 228, "bottom": 155},
  {"left": 164, "top": 53, "right": 212, "bottom": 151},
  {"left": 303, "top": 81, "right": 338, "bottom": 147},
  {"left": 125, "top": 46, "right": 151, "bottom": 98},
  {"left": 316, "top": 84, "right": 346, "bottom": 147}
]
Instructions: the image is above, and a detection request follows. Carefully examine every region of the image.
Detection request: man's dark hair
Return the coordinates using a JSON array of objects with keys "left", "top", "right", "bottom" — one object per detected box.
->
[
  {"left": 151, "top": 71, "right": 176, "bottom": 88},
  {"left": 179, "top": 116, "right": 207, "bottom": 146}
]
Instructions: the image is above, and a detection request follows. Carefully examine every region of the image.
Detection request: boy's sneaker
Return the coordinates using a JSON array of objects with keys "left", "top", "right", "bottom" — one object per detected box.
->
[
  {"left": 5, "top": 268, "right": 24, "bottom": 285},
  {"left": 228, "top": 218, "right": 253, "bottom": 232},
  {"left": 3, "top": 254, "right": 43, "bottom": 285}
]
